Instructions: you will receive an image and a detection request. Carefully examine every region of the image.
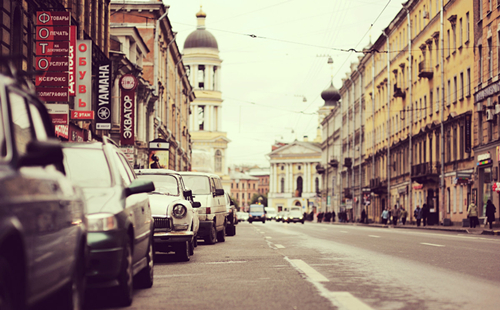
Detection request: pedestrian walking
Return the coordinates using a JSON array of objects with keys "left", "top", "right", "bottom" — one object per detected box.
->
[
  {"left": 414, "top": 205, "right": 422, "bottom": 227},
  {"left": 400, "top": 207, "right": 408, "bottom": 225},
  {"left": 421, "top": 203, "right": 429, "bottom": 226},
  {"left": 361, "top": 209, "right": 366, "bottom": 224},
  {"left": 467, "top": 201, "right": 479, "bottom": 228},
  {"left": 332, "top": 210, "right": 336, "bottom": 222},
  {"left": 486, "top": 199, "right": 496, "bottom": 229},
  {"left": 381, "top": 208, "right": 389, "bottom": 225},
  {"left": 392, "top": 204, "right": 400, "bottom": 226}
]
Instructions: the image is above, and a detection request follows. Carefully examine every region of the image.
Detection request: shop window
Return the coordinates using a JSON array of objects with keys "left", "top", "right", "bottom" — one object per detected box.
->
[
  {"left": 214, "top": 150, "right": 222, "bottom": 172},
  {"left": 447, "top": 187, "right": 451, "bottom": 214}
]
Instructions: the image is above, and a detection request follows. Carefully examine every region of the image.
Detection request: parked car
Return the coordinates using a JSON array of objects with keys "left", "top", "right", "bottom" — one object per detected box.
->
[
  {"left": 62, "top": 139, "right": 155, "bottom": 306},
  {"left": 177, "top": 172, "right": 227, "bottom": 244},
  {"left": 285, "top": 210, "right": 305, "bottom": 224},
  {"left": 0, "top": 70, "right": 87, "bottom": 310},
  {"left": 276, "top": 211, "right": 285, "bottom": 222},
  {"left": 265, "top": 207, "right": 278, "bottom": 220},
  {"left": 237, "top": 211, "right": 249, "bottom": 222},
  {"left": 248, "top": 204, "right": 266, "bottom": 223},
  {"left": 225, "top": 192, "right": 237, "bottom": 236},
  {"left": 135, "top": 169, "right": 200, "bottom": 261}
]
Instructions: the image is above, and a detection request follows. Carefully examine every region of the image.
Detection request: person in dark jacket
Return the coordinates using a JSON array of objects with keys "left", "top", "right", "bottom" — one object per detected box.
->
[
  {"left": 421, "top": 203, "right": 429, "bottom": 226},
  {"left": 360, "top": 209, "right": 366, "bottom": 224},
  {"left": 332, "top": 210, "right": 336, "bottom": 222},
  {"left": 486, "top": 199, "right": 496, "bottom": 229}
]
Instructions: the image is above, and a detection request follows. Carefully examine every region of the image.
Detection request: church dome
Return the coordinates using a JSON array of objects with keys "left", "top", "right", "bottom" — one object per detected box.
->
[
  {"left": 321, "top": 82, "right": 341, "bottom": 105},
  {"left": 184, "top": 8, "right": 218, "bottom": 50}
]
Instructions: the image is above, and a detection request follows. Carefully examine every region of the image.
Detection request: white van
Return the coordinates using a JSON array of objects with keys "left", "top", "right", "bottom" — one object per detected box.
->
[{"left": 177, "top": 172, "right": 227, "bottom": 244}]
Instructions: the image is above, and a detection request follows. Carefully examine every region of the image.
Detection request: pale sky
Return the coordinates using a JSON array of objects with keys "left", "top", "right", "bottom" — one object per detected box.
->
[{"left": 164, "top": 0, "right": 403, "bottom": 168}]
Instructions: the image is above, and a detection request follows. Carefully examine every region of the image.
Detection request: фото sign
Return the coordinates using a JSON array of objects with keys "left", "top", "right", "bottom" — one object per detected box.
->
[
  {"left": 36, "top": 11, "right": 70, "bottom": 26},
  {"left": 36, "top": 41, "right": 70, "bottom": 56},
  {"left": 75, "top": 40, "right": 92, "bottom": 112},
  {"left": 120, "top": 74, "right": 137, "bottom": 146},
  {"left": 36, "top": 26, "right": 70, "bottom": 41},
  {"left": 95, "top": 60, "right": 111, "bottom": 130}
]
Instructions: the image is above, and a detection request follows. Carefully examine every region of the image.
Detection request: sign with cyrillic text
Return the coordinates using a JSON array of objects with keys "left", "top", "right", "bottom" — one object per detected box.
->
[
  {"left": 75, "top": 40, "right": 92, "bottom": 111},
  {"left": 95, "top": 60, "right": 111, "bottom": 130},
  {"left": 120, "top": 74, "right": 138, "bottom": 145}
]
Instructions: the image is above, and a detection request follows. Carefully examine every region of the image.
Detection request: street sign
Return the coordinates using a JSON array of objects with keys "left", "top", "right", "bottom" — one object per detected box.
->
[
  {"left": 120, "top": 74, "right": 138, "bottom": 146},
  {"left": 36, "top": 11, "right": 70, "bottom": 26},
  {"left": 74, "top": 40, "right": 92, "bottom": 111}
]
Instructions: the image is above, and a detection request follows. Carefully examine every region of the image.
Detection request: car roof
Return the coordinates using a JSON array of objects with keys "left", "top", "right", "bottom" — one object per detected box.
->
[
  {"left": 135, "top": 168, "right": 179, "bottom": 176},
  {"left": 176, "top": 171, "right": 220, "bottom": 178},
  {"left": 62, "top": 142, "right": 104, "bottom": 149}
]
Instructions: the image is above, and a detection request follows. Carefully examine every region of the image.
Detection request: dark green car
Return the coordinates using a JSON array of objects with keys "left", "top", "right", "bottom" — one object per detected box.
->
[{"left": 63, "top": 139, "right": 155, "bottom": 306}]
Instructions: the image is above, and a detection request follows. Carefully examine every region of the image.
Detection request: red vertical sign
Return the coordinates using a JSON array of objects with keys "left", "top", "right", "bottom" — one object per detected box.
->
[
  {"left": 120, "top": 75, "right": 138, "bottom": 146},
  {"left": 68, "top": 26, "right": 76, "bottom": 96}
]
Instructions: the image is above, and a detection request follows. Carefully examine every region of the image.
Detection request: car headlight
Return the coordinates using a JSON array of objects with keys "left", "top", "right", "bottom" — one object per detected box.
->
[
  {"left": 172, "top": 204, "right": 187, "bottom": 219},
  {"left": 87, "top": 213, "right": 118, "bottom": 231}
]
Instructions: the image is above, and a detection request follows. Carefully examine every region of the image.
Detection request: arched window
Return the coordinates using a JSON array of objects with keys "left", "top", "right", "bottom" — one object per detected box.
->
[
  {"left": 280, "top": 178, "right": 285, "bottom": 193},
  {"left": 214, "top": 150, "right": 222, "bottom": 172},
  {"left": 296, "top": 176, "right": 303, "bottom": 197},
  {"left": 315, "top": 177, "right": 319, "bottom": 194}
]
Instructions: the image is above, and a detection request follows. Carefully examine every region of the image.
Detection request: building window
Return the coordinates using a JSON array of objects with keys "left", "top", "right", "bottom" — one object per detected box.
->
[
  {"left": 460, "top": 125, "right": 465, "bottom": 159},
  {"left": 453, "top": 25, "right": 456, "bottom": 52},
  {"left": 479, "top": 45, "right": 483, "bottom": 84},
  {"left": 298, "top": 165, "right": 301, "bottom": 170},
  {"left": 280, "top": 178, "right": 285, "bottom": 193},
  {"left": 231, "top": 183, "right": 233, "bottom": 189},
  {"left": 242, "top": 183, "right": 244, "bottom": 189},
  {"left": 281, "top": 165, "right": 284, "bottom": 171},
  {"left": 436, "top": 87, "right": 440, "bottom": 112},
  {"left": 197, "top": 65, "right": 205, "bottom": 89},
  {"left": 488, "top": 38, "right": 493, "bottom": 79},
  {"left": 253, "top": 183, "right": 255, "bottom": 189},
  {"left": 453, "top": 76, "right": 457, "bottom": 103},
  {"left": 430, "top": 90, "right": 433, "bottom": 115},
  {"left": 446, "top": 130, "right": 451, "bottom": 162},
  {"left": 466, "top": 12, "right": 470, "bottom": 42},
  {"left": 466, "top": 68, "right": 471, "bottom": 96},
  {"left": 198, "top": 106, "right": 205, "bottom": 130},
  {"left": 214, "top": 150, "right": 222, "bottom": 172},
  {"left": 479, "top": 113, "right": 484, "bottom": 144},
  {"left": 423, "top": 96, "right": 427, "bottom": 118},
  {"left": 459, "top": 18, "right": 463, "bottom": 47},
  {"left": 236, "top": 183, "right": 239, "bottom": 189},
  {"left": 242, "top": 193, "right": 244, "bottom": 199},
  {"left": 453, "top": 127, "right": 457, "bottom": 161},
  {"left": 460, "top": 72, "right": 464, "bottom": 99},
  {"left": 447, "top": 80, "right": 451, "bottom": 106},
  {"left": 447, "top": 29, "right": 450, "bottom": 57},
  {"left": 236, "top": 193, "right": 239, "bottom": 199}
]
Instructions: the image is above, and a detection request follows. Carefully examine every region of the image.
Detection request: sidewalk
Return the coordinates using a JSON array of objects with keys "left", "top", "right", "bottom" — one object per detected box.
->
[{"left": 313, "top": 220, "right": 500, "bottom": 236}]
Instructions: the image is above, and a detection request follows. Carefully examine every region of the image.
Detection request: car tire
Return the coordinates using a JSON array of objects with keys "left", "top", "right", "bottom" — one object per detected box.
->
[
  {"left": 204, "top": 225, "right": 217, "bottom": 245},
  {"left": 117, "top": 236, "right": 133, "bottom": 307},
  {"left": 188, "top": 239, "right": 194, "bottom": 256},
  {"left": 302, "top": 221, "right": 305, "bottom": 224},
  {"left": 226, "top": 224, "right": 235, "bottom": 236},
  {"left": 135, "top": 235, "right": 154, "bottom": 289},
  {"left": 262, "top": 219, "right": 266, "bottom": 224},
  {"left": 175, "top": 241, "right": 190, "bottom": 262},
  {"left": 248, "top": 219, "right": 253, "bottom": 224},
  {"left": 0, "top": 257, "right": 15, "bottom": 310},
  {"left": 217, "top": 223, "right": 226, "bottom": 242},
  {"left": 193, "top": 235, "right": 198, "bottom": 248}
]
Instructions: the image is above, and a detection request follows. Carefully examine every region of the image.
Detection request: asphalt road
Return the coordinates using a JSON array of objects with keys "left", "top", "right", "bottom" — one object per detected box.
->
[{"left": 84, "top": 221, "right": 500, "bottom": 310}]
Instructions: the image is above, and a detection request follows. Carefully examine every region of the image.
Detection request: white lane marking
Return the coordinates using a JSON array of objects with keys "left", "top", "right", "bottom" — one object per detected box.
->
[
  {"left": 285, "top": 257, "right": 373, "bottom": 310},
  {"left": 265, "top": 236, "right": 272, "bottom": 239},
  {"left": 205, "top": 261, "right": 247, "bottom": 264},
  {"left": 340, "top": 231, "right": 348, "bottom": 233},
  {"left": 275, "top": 244, "right": 285, "bottom": 249},
  {"left": 328, "top": 292, "right": 374, "bottom": 310},
  {"left": 260, "top": 232, "right": 265, "bottom": 234},
  {"left": 368, "top": 235, "right": 380, "bottom": 238},
  {"left": 420, "top": 242, "right": 445, "bottom": 247},
  {"left": 288, "top": 259, "right": 329, "bottom": 282}
]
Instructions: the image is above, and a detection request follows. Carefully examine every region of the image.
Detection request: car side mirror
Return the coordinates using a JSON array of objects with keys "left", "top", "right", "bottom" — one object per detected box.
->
[
  {"left": 126, "top": 179, "right": 155, "bottom": 197},
  {"left": 183, "top": 189, "right": 193, "bottom": 198},
  {"left": 18, "top": 139, "right": 64, "bottom": 168},
  {"left": 192, "top": 201, "right": 201, "bottom": 208},
  {"left": 215, "top": 188, "right": 224, "bottom": 196}
]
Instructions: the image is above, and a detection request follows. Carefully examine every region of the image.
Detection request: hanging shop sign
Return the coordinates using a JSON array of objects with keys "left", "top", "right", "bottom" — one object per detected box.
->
[
  {"left": 36, "top": 11, "right": 70, "bottom": 26},
  {"left": 95, "top": 60, "right": 111, "bottom": 130},
  {"left": 68, "top": 26, "right": 76, "bottom": 96},
  {"left": 54, "top": 124, "right": 69, "bottom": 139},
  {"left": 37, "top": 88, "right": 69, "bottom": 102},
  {"left": 74, "top": 40, "right": 92, "bottom": 114},
  {"left": 71, "top": 110, "right": 94, "bottom": 120},
  {"left": 465, "top": 114, "right": 472, "bottom": 153},
  {"left": 35, "top": 72, "right": 68, "bottom": 87},
  {"left": 492, "top": 182, "right": 500, "bottom": 192},
  {"left": 477, "top": 152, "right": 492, "bottom": 166},
  {"left": 46, "top": 103, "right": 69, "bottom": 125},
  {"left": 36, "top": 26, "right": 70, "bottom": 41},
  {"left": 120, "top": 74, "right": 138, "bottom": 146},
  {"left": 36, "top": 41, "right": 70, "bottom": 56},
  {"left": 413, "top": 183, "right": 424, "bottom": 190},
  {"left": 148, "top": 139, "right": 169, "bottom": 169}
]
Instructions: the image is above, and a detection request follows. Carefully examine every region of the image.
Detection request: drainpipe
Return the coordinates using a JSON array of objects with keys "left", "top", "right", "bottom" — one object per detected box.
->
[
  {"left": 406, "top": 6, "right": 413, "bottom": 219},
  {"left": 440, "top": 0, "right": 445, "bottom": 223},
  {"left": 359, "top": 70, "right": 363, "bottom": 219},
  {"left": 372, "top": 53, "right": 375, "bottom": 218},
  {"left": 382, "top": 29, "right": 391, "bottom": 210},
  {"left": 154, "top": 9, "right": 169, "bottom": 138},
  {"left": 165, "top": 32, "right": 177, "bottom": 136}
]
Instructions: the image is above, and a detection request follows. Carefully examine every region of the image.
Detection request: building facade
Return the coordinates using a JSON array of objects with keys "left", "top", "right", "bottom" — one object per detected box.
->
[
  {"left": 229, "top": 170, "right": 259, "bottom": 211},
  {"left": 268, "top": 139, "right": 322, "bottom": 213}
]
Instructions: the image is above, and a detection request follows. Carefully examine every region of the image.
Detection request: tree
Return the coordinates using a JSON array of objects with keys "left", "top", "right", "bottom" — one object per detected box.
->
[
  {"left": 250, "top": 194, "right": 267, "bottom": 206},
  {"left": 229, "top": 195, "right": 240, "bottom": 211}
]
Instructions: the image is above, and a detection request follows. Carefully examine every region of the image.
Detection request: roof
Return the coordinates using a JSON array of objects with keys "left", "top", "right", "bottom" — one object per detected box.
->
[
  {"left": 184, "top": 29, "right": 218, "bottom": 49},
  {"left": 230, "top": 171, "right": 259, "bottom": 180}
]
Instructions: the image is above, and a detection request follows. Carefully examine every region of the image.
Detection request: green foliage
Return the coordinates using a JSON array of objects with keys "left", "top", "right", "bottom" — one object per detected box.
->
[{"left": 250, "top": 194, "right": 267, "bottom": 206}]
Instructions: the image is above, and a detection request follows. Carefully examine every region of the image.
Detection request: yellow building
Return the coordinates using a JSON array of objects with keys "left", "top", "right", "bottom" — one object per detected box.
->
[
  {"left": 268, "top": 139, "right": 322, "bottom": 214},
  {"left": 360, "top": 0, "right": 474, "bottom": 224}
]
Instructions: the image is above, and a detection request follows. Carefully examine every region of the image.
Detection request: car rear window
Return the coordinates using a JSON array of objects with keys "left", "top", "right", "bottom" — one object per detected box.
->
[
  {"left": 63, "top": 148, "right": 112, "bottom": 187},
  {"left": 137, "top": 175, "right": 179, "bottom": 196},
  {"left": 181, "top": 175, "right": 211, "bottom": 195}
]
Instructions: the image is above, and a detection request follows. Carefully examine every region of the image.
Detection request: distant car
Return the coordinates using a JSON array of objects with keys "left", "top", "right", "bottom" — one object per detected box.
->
[
  {"left": 265, "top": 207, "right": 277, "bottom": 220},
  {"left": 285, "top": 210, "right": 305, "bottom": 224},
  {"left": 276, "top": 211, "right": 285, "bottom": 222},
  {"left": 0, "top": 70, "right": 88, "bottom": 310},
  {"left": 135, "top": 169, "right": 201, "bottom": 261},
  {"left": 224, "top": 193, "right": 237, "bottom": 236},
  {"left": 248, "top": 204, "right": 266, "bottom": 223},
  {"left": 237, "top": 212, "right": 249, "bottom": 222},
  {"left": 63, "top": 139, "right": 155, "bottom": 306}
]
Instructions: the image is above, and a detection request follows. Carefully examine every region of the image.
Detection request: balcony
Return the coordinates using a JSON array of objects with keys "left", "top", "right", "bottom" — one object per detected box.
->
[
  {"left": 343, "top": 189, "right": 352, "bottom": 199},
  {"left": 329, "top": 157, "right": 339, "bottom": 167},
  {"left": 411, "top": 162, "right": 441, "bottom": 183},
  {"left": 418, "top": 61, "right": 433, "bottom": 79},
  {"left": 344, "top": 157, "right": 352, "bottom": 168},
  {"left": 315, "top": 164, "right": 325, "bottom": 174},
  {"left": 370, "top": 177, "right": 386, "bottom": 195},
  {"left": 393, "top": 84, "right": 405, "bottom": 99}
]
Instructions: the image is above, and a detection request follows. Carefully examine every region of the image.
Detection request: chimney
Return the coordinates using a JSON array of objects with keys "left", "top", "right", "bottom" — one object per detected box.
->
[{"left": 303, "top": 135, "right": 308, "bottom": 142}]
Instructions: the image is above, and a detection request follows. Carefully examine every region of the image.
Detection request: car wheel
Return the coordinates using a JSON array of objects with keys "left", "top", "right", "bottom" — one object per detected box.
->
[
  {"left": 135, "top": 235, "right": 154, "bottom": 289},
  {"left": 217, "top": 223, "right": 226, "bottom": 242},
  {"left": 0, "top": 257, "right": 15, "bottom": 310},
  {"left": 117, "top": 236, "right": 133, "bottom": 306},
  {"left": 248, "top": 219, "right": 252, "bottom": 224},
  {"left": 204, "top": 225, "right": 217, "bottom": 244},
  {"left": 188, "top": 239, "right": 194, "bottom": 256},
  {"left": 193, "top": 235, "right": 198, "bottom": 248},
  {"left": 262, "top": 219, "right": 266, "bottom": 224},
  {"left": 175, "top": 241, "right": 190, "bottom": 262},
  {"left": 302, "top": 221, "right": 305, "bottom": 224},
  {"left": 226, "top": 224, "right": 235, "bottom": 236}
]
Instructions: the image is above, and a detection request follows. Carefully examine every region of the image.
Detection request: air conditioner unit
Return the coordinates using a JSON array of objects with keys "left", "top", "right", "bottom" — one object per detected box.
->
[
  {"left": 476, "top": 102, "right": 484, "bottom": 112},
  {"left": 486, "top": 109, "right": 495, "bottom": 122},
  {"left": 495, "top": 104, "right": 500, "bottom": 114},
  {"left": 423, "top": 11, "right": 429, "bottom": 19}
]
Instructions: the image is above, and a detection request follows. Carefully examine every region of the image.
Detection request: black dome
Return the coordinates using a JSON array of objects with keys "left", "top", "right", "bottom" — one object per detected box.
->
[
  {"left": 184, "top": 29, "right": 218, "bottom": 49},
  {"left": 321, "top": 82, "right": 340, "bottom": 105}
]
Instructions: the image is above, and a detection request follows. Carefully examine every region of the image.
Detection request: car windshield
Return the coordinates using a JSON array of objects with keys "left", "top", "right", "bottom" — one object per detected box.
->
[
  {"left": 181, "top": 175, "right": 211, "bottom": 195},
  {"left": 137, "top": 175, "right": 179, "bottom": 196},
  {"left": 63, "top": 148, "right": 112, "bottom": 187},
  {"left": 290, "top": 211, "right": 302, "bottom": 216},
  {"left": 250, "top": 205, "right": 264, "bottom": 213}
]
